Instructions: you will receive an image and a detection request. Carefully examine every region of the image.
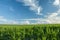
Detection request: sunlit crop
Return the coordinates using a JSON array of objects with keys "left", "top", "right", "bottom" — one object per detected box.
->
[{"left": 0, "top": 24, "right": 60, "bottom": 40}]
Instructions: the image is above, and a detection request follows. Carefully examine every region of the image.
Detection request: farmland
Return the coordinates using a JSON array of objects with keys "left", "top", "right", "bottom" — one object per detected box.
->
[{"left": 0, "top": 24, "right": 60, "bottom": 40}]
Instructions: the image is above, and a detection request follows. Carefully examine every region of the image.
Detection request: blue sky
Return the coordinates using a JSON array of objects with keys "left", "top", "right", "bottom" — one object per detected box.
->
[{"left": 0, "top": 0, "right": 60, "bottom": 24}]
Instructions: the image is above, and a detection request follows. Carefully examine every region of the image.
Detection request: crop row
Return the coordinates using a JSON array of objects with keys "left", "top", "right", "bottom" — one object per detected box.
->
[{"left": 0, "top": 25, "right": 60, "bottom": 40}]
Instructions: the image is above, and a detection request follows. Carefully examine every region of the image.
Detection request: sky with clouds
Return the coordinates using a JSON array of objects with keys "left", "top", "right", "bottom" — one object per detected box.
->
[{"left": 0, "top": 0, "right": 60, "bottom": 24}]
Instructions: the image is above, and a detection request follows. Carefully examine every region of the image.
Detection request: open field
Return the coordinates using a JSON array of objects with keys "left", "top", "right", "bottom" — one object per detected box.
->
[{"left": 0, "top": 24, "right": 60, "bottom": 40}]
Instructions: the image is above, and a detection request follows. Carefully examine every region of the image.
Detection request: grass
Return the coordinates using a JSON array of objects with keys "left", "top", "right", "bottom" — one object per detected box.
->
[{"left": 0, "top": 24, "right": 60, "bottom": 40}]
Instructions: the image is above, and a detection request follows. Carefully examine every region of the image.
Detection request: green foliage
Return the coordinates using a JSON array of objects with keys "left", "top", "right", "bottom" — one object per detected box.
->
[{"left": 0, "top": 24, "right": 60, "bottom": 40}]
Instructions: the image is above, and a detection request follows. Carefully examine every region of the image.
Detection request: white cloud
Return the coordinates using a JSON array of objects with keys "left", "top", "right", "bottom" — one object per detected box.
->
[
  {"left": 16, "top": 18, "right": 48, "bottom": 24},
  {"left": 48, "top": 13, "right": 58, "bottom": 18},
  {"left": 21, "top": 9, "right": 60, "bottom": 24},
  {"left": 20, "top": 20, "right": 30, "bottom": 24},
  {"left": 53, "top": 0, "right": 60, "bottom": 6},
  {"left": 5, "top": 20, "right": 19, "bottom": 24},
  {"left": 0, "top": 11, "right": 59, "bottom": 24},
  {"left": 46, "top": 9, "right": 60, "bottom": 23},
  {"left": 0, "top": 0, "right": 60, "bottom": 24},
  {"left": 14, "top": 0, "right": 60, "bottom": 24},
  {"left": 43, "top": 0, "right": 60, "bottom": 24},
  {"left": 1, "top": 14, "right": 60, "bottom": 24},
  {"left": 16, "top": 0, "right": 42, "bottom": 15},
  {"left": 0, "top": 16, "right": 31, "bottom": 24},
  {"left": 0, "top": 16, "right": 7, "bottom": 22},
  {"left": 18, "top": 18, "right": 41, "bottom": 21},
  {"left": 0, "top": 16, "right": 19, "bottom": 24}
]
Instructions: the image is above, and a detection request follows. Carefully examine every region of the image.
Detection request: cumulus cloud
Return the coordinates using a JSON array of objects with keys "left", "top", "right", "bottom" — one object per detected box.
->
[
  {"left": 16, "top": 0, "right": 42, "bottom": 15},
  {"left": 45, "top": 0, "right": 60, "bottom": 23},
  {"left": 20, "top": 20, "right": 30, "bottom": 24},
  {"left": 46, "top": 9, "right": 60, "bottom": 23},
  {"left": 0, "top": 16, "right": 19, "bottom": 24},
  {"left": 53, "top": 0, "right": 60, "bottom": 6},
  {"left": 16, "top": 18, "right": 47, "bottom": 24},
  {"left": 0, "top": 16, "right": 31, "bottom": 24},
  {"left": 22, "top": 9, "right": 60, "bottom": 24}
]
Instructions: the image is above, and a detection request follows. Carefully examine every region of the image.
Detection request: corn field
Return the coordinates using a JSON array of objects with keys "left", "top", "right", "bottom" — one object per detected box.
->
[{"left": 0, "top": 24, "right": 60, "bottom": 40}]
